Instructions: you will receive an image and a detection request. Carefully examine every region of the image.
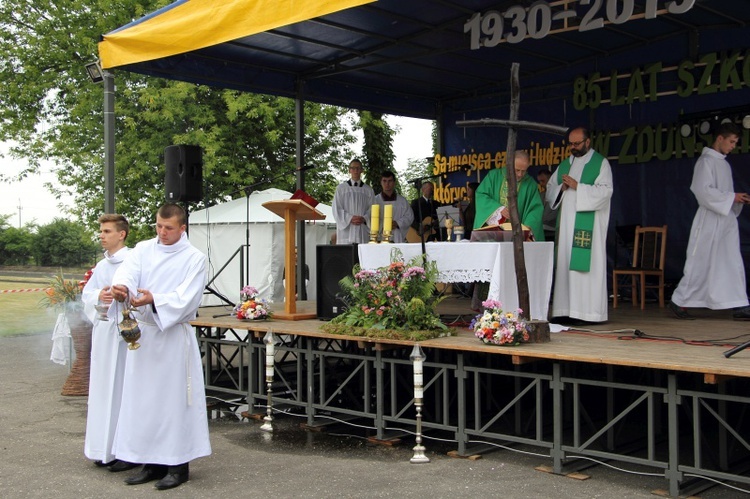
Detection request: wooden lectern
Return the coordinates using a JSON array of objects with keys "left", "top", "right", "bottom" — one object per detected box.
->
[{"left": 262, "top": 199, "right": 325, "bottom": 320}]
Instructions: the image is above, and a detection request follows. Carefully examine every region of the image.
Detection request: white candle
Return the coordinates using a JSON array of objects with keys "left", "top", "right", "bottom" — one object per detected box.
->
[
  {"left": 265, "top": 342, "right": 274, "bottom": 378},
  {"left": 371, "top": 204, "right": 380, "bottom": 232},
  {"left": 413, "top": 359, "right": 424, "bottom": 399}
]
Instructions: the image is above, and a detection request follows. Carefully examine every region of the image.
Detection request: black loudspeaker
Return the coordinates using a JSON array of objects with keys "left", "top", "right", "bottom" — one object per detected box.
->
[
  {"left": 164, "top": 145, "right": 203, "bottom": 202},
  {"left": 316, "top": 244, "right": 359, "bottom": 320}
]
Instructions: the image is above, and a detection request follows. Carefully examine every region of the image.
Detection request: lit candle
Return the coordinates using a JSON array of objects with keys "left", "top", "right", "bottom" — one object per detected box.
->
[
  {"left": 370, "top": 204, "right": 380, "bottom": 232},
  {"left": 383, "top": 204, "right": 393, "bottom": 232}
]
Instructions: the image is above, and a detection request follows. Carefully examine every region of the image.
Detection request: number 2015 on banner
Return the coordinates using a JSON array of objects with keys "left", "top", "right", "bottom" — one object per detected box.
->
[{"left": 464, "top": 0, "right": 695, "bottom": 49}]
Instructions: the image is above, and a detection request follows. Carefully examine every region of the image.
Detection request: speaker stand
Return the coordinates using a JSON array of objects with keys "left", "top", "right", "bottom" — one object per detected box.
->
[{"left": 203, "top": 244, "right": 246, "bottom": 307}]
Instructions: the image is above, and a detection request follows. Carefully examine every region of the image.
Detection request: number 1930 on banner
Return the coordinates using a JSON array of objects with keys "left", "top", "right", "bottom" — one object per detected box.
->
[{"left": 464, "top": 0, "right": 695, "bottom": 49}]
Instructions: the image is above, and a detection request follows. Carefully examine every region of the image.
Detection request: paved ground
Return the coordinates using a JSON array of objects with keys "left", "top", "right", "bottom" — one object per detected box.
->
[{"left": 0, "top": 332, "right": 745, "bottom": 499}]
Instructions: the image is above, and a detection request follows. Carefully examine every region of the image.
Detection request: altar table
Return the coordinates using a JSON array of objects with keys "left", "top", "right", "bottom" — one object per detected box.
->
[{"left": 358, "top": 241, "right": 553, "bottom": 319}]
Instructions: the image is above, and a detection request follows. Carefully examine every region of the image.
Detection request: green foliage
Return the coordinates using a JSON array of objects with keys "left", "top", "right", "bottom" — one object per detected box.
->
[
  {"left": 0, "top": 225, "right": 34, "bottom": 265},
  {"left": 326, "top": 249, "right": 448, "bottom": 334},
  {"left": 402, "top": 157, "right": 434, "bottom": 200},
  {"left": 359, "top": 111, "right": 395, "bottom": 194},
  {"left": 32, "top": 218, "right": 97, "bottom": 266},
  {"left": 0, "top": 0, "right": 358, "bottom": 242}
]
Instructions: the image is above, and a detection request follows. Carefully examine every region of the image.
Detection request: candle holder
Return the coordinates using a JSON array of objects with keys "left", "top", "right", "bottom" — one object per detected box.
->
[
  {"left": 368, "top": 230, "right": 379, "bottom": 244},
  {"left": 381, "top": 230, "right": 392, "bottom": 243},
  {"left": 260, "top": 330, "right": 275, "bottom": 432},
  {"left": 409, "top": 343, "right": 430, "bottom": 464}
]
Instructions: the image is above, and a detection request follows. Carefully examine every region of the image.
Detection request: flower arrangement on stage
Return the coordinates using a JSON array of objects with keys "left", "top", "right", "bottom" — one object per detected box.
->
[
  {"left": 234, "top": 285, "right": 272, "bottom": 320},
  {"left": 470, "top": 299, "right": 530, "bottom": 346},
  {"left": 322, "top": 249, "right": 450, "bottom": 341}
]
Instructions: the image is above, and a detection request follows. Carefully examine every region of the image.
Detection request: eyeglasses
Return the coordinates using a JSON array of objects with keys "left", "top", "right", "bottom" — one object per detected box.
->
[{"left": 569, "top": 139, "right": 587, "bottom": 147}]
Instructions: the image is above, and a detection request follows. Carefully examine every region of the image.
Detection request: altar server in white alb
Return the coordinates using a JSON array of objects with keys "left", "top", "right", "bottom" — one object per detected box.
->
[
  {"left": 332, "top": 158, "right": 375, "bottom": 244},
  {"left": 669, "top": 122, "right": 750, "bottom": 320},
  {"left": 81, "top": 214, "right": 137, "bottom": 472},
  {"left": 546, "top": 126, "right": 613, "bottom": 323},
  {"left": 374, "top": 170, "right": 414, "bottom": 243},
  {"left": 110, "top": 204, "right": 211, "bottom": 490}
]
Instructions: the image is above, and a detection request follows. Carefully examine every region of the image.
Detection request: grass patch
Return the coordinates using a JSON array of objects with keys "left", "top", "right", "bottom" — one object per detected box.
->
[{"left": 0, "top": 278, "right": 59, "bottom": 336}]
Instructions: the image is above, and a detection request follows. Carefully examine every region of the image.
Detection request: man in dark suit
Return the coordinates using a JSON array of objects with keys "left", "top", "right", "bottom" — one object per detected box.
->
[{"left": 410, "top": 181, "right": 441, "bottom": 241}]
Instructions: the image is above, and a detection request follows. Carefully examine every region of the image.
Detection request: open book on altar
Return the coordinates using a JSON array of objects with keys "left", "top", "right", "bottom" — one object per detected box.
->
[
  {"left": 481, "top": 205, "right": 506, "bottom": 227},
  {"left": 472, "top": 222, "right": 533, "bottom": 242}
]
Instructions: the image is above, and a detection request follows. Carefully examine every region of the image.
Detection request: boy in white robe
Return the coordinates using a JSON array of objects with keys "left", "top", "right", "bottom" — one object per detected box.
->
[
  {"left": 374, "top": 170, "right": 414, "bottom": 243},
  {"left": 669, "top": 122, "right": 750, "bottom": 320},
  {"left": 332, "top": 159, "right": 375, "bottom": 244},
  {"left": 546, "top": 127, "right": 614, "bottom": 323},
  {"left": 111, "top": 204, "right": 211, "bottom": 490},
  {"left": 81, "top": 214, "right": 135, "bottom": 471}
]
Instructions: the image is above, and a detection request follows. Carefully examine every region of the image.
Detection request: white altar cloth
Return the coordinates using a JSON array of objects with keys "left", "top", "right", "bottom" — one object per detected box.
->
[{"left": 358, "top": 241, "right": 553, "bottom": 320}]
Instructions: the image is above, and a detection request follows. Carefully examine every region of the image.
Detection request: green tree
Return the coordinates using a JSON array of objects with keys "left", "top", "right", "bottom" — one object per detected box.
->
[
  {"left": 0, "top": 226, "right": 35, "bottom": 265},
  {"left": 32, "top": 218, "right": 97, "bottom": 266},
  {"left": 401, "top": 157, "right": 433, "bottom": 201},
  {"left": 359, "top": 111, "right": 395, "bottom": 194},
  {"left": 0, "top": 214, "right": 35, "bottom": 264},
  {"left": 0, "top": 0, "right": 357, "bottom": 243}
]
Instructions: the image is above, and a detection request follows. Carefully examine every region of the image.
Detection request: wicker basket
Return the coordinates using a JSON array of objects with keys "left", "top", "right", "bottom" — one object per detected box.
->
[{"left": 61, "top": 312, "right": 93, "bottom": 396}]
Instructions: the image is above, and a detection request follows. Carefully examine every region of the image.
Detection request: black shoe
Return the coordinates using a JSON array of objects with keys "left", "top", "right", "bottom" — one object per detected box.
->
[
  {"left": 668, "top": 301, "right": 694, "bottom": 320},
  {"left": 94, "top": 460, "right": 115, "bottom": 468},
  {"left": 551, "top": 316, "right": 585, "bottom": 327},
  {"left": 108, "top": 459, "right": 139, "bottom": 472},
  {"left": 155, "top": 463, "right": 189, "bottom": 490},
  {"left": 124, "top": 464, "right": 168, "bottom": 485},
  {"left": 733, "top": 307, "right": 750, "bottom": 320}
]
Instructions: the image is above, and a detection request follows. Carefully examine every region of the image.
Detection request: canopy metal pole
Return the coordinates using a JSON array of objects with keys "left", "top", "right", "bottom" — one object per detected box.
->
[
  {"left": 103, "top": 70, "right": 116, "bottom": 214},
  {"left": 295, "top": 86, "right": 307, "bottom": 300}
]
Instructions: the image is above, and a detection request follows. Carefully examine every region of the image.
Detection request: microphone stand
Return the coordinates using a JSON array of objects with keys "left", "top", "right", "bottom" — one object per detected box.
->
[
  {"left": 408, "top": 173, "right": 442, "bottom": 264},
  {"left": 205, "top": 166, "right": 312, "bottom": 306},
  {"left": 724, "top": 338, "right": 750, "bottom": 358}
]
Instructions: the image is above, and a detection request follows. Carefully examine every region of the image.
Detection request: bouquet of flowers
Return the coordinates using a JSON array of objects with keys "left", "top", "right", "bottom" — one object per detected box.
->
[
  {"left": 330, "top": 249, "right": 447, "bottom": 334},
  {"left": 470, "top": 299, "right": 529, "bottom": 346},
  {"left": 234, "top": 285, "right": 272, "bottom": 320},
  {"left": 39, "top": 269, "right": 87, "bottom": 312}
]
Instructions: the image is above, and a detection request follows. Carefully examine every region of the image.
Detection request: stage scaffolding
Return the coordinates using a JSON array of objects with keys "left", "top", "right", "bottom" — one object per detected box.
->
[{"left": 195, "top": 321, "right": 750, "bottom": 498}]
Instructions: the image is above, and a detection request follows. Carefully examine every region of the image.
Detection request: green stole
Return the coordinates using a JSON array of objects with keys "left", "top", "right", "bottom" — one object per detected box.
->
[
  {"left": 498, "top": 169, "right": 525, "bottom": 206},
  {"left": 557, "top": 152, "right": 604, "bottom": 272}
]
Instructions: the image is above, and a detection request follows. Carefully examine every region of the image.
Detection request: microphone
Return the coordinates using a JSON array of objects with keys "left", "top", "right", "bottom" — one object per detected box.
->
[{"left": 296, "top": 165, "right": 315, "bottom": 172}]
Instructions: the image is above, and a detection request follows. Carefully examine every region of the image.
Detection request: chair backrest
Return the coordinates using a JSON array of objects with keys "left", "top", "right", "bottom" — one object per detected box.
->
[{"left": 632, "top": 225, "right": 667, "bottom": 270}]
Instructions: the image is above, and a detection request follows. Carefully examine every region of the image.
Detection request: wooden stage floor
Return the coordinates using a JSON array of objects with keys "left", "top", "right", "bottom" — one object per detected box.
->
[
  {"left": 194, "top": 297, "right": 750, "bottom": 495},
  {"left": 196, "top": 295, "right": 750, "bottom": 381}
]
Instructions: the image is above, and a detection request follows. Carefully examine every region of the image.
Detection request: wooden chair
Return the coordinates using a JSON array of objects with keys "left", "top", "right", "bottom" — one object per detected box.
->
[{"left": 612, "top": 225, "right": 667, "bottom": 309}]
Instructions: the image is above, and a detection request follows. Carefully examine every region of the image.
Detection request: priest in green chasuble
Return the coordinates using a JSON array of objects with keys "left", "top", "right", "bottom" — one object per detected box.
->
[
  {"left": 546, "top": 127, "right": 613, "bottom": 323},
  {"left": 473, "top": 150, "right": 545, "bottom": 241}
]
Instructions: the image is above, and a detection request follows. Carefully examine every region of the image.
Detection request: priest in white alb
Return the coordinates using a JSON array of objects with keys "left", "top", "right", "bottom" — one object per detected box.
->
[
  {"left": 110, "top": 204, "right": 211, "bottom": 490},
  {"left": 332, "top": 158, "right": 375, "bottom": 244},
  {"left": 546, "top": 126, "right": 613, "bottom": 323},
  {"left": 81, "top": 214, "right": 135, "bottom": 472}
]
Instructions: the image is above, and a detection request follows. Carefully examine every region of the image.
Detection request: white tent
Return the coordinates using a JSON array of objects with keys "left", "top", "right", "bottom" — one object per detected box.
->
[{"left": 188, "top": 188, "right": 335, "bottom": 307}]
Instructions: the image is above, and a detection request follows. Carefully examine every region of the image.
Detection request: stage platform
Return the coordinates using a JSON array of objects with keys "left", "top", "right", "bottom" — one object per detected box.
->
[{"left": 193, "top": 298, "right": 750, "bottom": 497}]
